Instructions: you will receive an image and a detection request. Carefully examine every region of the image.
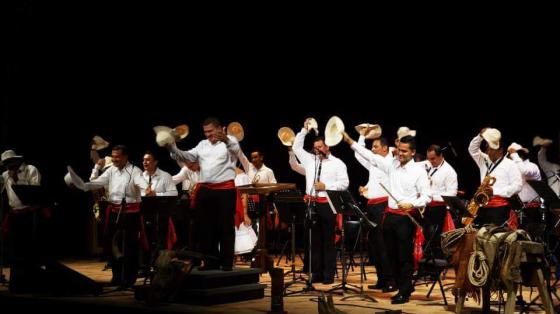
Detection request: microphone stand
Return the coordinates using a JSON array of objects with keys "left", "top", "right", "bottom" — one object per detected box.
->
[{"left": 285, "top": 154, "right": 320, "bottom": 295}]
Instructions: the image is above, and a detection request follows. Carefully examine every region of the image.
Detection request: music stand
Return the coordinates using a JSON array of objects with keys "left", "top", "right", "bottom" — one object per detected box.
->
[
  {"left": 325, "top": 190, "right": 377, "bottom": 302},
  {"left": 273, "top": 191, "right": 308, "bottom": 292},
  {"left": 442, "top": 196, "right": 473, "bottom": 226},
  {"left": 140, "top": 196, "right": 178, "bottom": 279}
]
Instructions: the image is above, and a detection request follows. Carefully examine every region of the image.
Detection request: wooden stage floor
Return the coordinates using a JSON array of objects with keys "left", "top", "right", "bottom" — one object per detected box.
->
[{"left": 0, "top": 256, "right": 555, "bottom": 313}]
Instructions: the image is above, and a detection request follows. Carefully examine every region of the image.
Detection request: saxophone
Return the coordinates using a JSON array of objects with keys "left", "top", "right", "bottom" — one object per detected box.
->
[{"left": 462, "top": 175, "right": 496, "bottom": 225}]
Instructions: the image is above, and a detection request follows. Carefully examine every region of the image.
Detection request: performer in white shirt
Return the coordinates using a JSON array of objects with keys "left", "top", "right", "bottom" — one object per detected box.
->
[
  {"left": 141, "top": 151, "right": 178, "bottom": 259},
  {"left": 142, "top": 151, "right": 178, "bottom": 197},
  {"left": 89, "top": 145, "right": 149, "bottom": 287},
  {"left": 1, "top": 150, "right": 41, "bottom": 210},
  {"left": 353, "top": 134, "right": 394, "bottom": 292},
  {"left": 166, "top": 117, "right": 242, "bottom": 271},
  {"left": 507, "top": 143, "right": 542, "bottom": 229},
  {"left": 537, "top": 141, "right": 560, "bottom": 197},
  {"left": 172, "top": 161, "right": 200, "bottom": 198},
  {"left": 468, "top": 128, "right": 523, "bottom": 227},
  {"left": 1, "top": 149, "right": 43, "bottom": 292},
  {"left": 343, "top": 133, "right": 430, "bottom": 304},
  {"left": 418, "top": 144, "right": 458, "bottom": 258},
  {"left": 293, "top": 118, "right": 349, "bottom": 285},
  {"left": 239, "top": 150, "right": 277, "bottom": 184}
]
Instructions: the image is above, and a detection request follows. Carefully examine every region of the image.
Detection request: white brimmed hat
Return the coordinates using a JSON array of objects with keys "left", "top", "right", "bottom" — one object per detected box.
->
[
  {"left": 508, "top": 142, "right": 529, "bottom": 154},
  {"left": 482, "top": 128, "right": 501, "bottom": 150},
  {"left": 153, "top": 126, "right": 175, "bottom": 147},
  {"left": 324, "top": 116, "right": 345, "bottom": 146},
  {"left": 397, "top": 126, "right": 416, "bottom": 140},
  {"left": 277, "top": 127, "right": 295, "bottom": 146},
  {"left": 354, "top": 123, "right": 382, "bottom": 140},
  {"left": 91, "top": 135, "right": 110, "bottom": 151},
  {"left": 0, "top": 150, "right": 23, "bottom": 165},
  {"left": 227, "top": 122, "right": 244, "bottom": 142},
  {"left": 532, "top": 136, "right": 553, "bottom": 147}
]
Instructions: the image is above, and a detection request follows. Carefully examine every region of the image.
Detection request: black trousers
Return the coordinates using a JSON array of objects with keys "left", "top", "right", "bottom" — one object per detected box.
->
[
  {"left": 311, "top": 202, "right": 336, "bottom": 280},
  {"left": 422, "top": 205, "right": 447, "bottom": 258},
  {"left": 194, "top": 186, "right": 236, "bottom": 268},
  {"left": 108, "top": 211, "right": 141, "bottom": 287},
  {"left": 383, "top": 213, "right": 415, "bottom": 296},
  {"left": 366, "top": 202, "right": 390, "bottom": 285},
  {"left": 474, "top": 205, "right": 510, "bottom": 227}
]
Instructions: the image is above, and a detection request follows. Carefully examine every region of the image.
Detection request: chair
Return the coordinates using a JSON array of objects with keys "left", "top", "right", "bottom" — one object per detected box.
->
[{"left": 412, "top": 225, "right": 451, "bottom": 305}]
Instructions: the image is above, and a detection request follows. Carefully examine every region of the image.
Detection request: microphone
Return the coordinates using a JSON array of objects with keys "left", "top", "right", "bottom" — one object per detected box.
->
[{"left": 442, "top": 141, "right": 458, "bottom": 157}]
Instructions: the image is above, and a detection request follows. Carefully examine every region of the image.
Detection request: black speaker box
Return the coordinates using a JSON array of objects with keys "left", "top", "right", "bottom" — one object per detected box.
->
[{"left": 9, "top": 259, "right": 102, "bottom": 296}]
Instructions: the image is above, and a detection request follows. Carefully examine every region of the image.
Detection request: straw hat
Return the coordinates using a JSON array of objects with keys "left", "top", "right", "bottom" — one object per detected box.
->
[
  {"left": 277, "top": 127, "right": 295, "bottom": 146},
  {"left": 324, "top": 116, "right": 345, "bottom": 146}
]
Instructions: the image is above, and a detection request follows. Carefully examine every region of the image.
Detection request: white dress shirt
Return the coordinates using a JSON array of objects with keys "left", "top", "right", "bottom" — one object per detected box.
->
[
  {"left": 235, "top": 172, "right": 251, "bottom": 187},
  {"left": 238, "top": 152, "right": 277, "bottom": 183},
  {"left": 354, "top": 135, "right": 390, "bottom": 199},
  {"left": 2, "top": 163, "right": 41, "bottom": 209},
  {"left": 510, "top": 153, "right": 541, "bottom": 203},
  {"left": 288, "top": 150, "right": 306, "bottom": 176},
  {"left": 351, "top": 142, "right": 431, "bottom": 209},
  {"left": 418, "top": 159, "right": 458, "bottom": 202},
  {"left": 142, "top": 168, "right": 178, "bottom": 196},
  {"left": 293, "top": 128, "right": 349, "bottom": 197},
  {"left": 169, "top": 135, "right": 240, "bottom": 184},
  {"left": 468, "top": 135, "right": 523, "bottom": 198},
  {"left": 90, "top": 163, "right": 147, "bottom": 204},
  {"left": 538, "top": 147, "right": 560, "bottom": 197},
  {"left": 172, "top": 166, "right": 200, "bottom": 192}
]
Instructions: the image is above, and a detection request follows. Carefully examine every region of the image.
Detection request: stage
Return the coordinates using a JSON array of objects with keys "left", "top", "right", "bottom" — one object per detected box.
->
[{"left": 0, "top": 256, "right": 554, "bottom": 313}]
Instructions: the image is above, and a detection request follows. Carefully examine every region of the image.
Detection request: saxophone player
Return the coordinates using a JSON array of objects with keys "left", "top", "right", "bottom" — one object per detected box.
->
[{"left": 468, "top": 128, "right": 522, "bottom": 226}]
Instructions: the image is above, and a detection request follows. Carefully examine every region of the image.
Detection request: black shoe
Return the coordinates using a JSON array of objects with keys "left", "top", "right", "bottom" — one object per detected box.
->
[
  {"left": 390, "top": 292, "right": 402, "bottom": 300},
  {"left": 221, "top": 266, "right": 233, "bottom": 271},
  {"left": 391, "top": 294, "right": 409, "bottom": 304},
  {"left": 322, "top": 278, "right": 334, "bottom": 285},
  {"left": 310, "top": 274, "right": 323, "bottom": 283},
  {"left": 197, "top": 265, "right": 219, "bottom": 271},
  {"left": 383, "top": 285, "right": 397, "bottom": 293},
  {"left": 368, "top": 282, "right": 385, "bottom": 290}
]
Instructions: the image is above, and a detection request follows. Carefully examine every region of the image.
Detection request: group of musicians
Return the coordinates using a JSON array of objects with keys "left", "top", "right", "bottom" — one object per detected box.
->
[{"left": 2, "top": 116, "right": 560, "bottom": 304}]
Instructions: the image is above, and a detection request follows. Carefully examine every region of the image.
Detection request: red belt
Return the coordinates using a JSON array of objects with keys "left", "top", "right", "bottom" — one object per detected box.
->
[
  {"left": 428, "top": 200, "right": 446, "bottom": 207},
  {"left": 525, "top": 201, "right": 541, "bottom": 208},
  {"left": 304, "top": 195, "right": 329, "bottom": 204},
  {"left": 190, "top": 180, "right": 244, "bottom": 228},
  {"left": 485, "top": 196, "right": 510, "bottom": 208},
  {"left": 367, "top": 196, "right": 389, "bottom": 205}
]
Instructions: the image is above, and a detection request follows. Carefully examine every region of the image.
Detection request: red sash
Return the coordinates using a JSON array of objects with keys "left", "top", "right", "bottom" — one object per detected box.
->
[
  {"left": 384, "top": 206, "right": 424, "bottom": 271},
  {"left": 190, "top": 180, "right": 244, "bottom": 228},
  {"left": 525, "top": 201, "right": 541, "bottom": 208},
  {"left": 428, "top": 200, "right": 446, "bottom": 207},
  {"left": 485, "top": 196, "right": 510, "bottom": 208},
  {"left": 303, "top": 195, "right": 329, "bottom": 203},
  {"left": 367, "top": 196, "right": 389, "bottom": 205}
]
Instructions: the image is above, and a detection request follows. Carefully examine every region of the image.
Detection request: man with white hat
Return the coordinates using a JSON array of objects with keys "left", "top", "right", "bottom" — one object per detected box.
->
[
  {"left": 507, "top": 143, "right": 542, "bottom": 228},
  {"left": 468, "top": 128, "right": 523, "bottom": 226},
  {"left": 352, "top": 127, "right": 395, "bottom": 292},
  {"left": 293, "top": 118, "right": 349, "bottom": 285},
  {"left": 1, "top": 150, "right": 41, "bottom": 210},
  {"left": 342, "top": 132, "right": 430, "bottom": 304},
  {"left": 166, "top": 117, "right": 242, "bottom": 272},
  {"left": 536, "top": 140, "right": 560, "bottom": 198}
]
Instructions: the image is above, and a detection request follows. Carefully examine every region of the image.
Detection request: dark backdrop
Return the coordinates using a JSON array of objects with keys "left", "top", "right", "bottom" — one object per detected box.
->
[{"left": 3, "top": 2, "right": 558, "bottom": 256}]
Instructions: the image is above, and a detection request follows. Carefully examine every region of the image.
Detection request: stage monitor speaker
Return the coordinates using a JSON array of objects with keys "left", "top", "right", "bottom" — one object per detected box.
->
[{"left": 9, "top": 259, "right": 102, "bottom": 296}]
